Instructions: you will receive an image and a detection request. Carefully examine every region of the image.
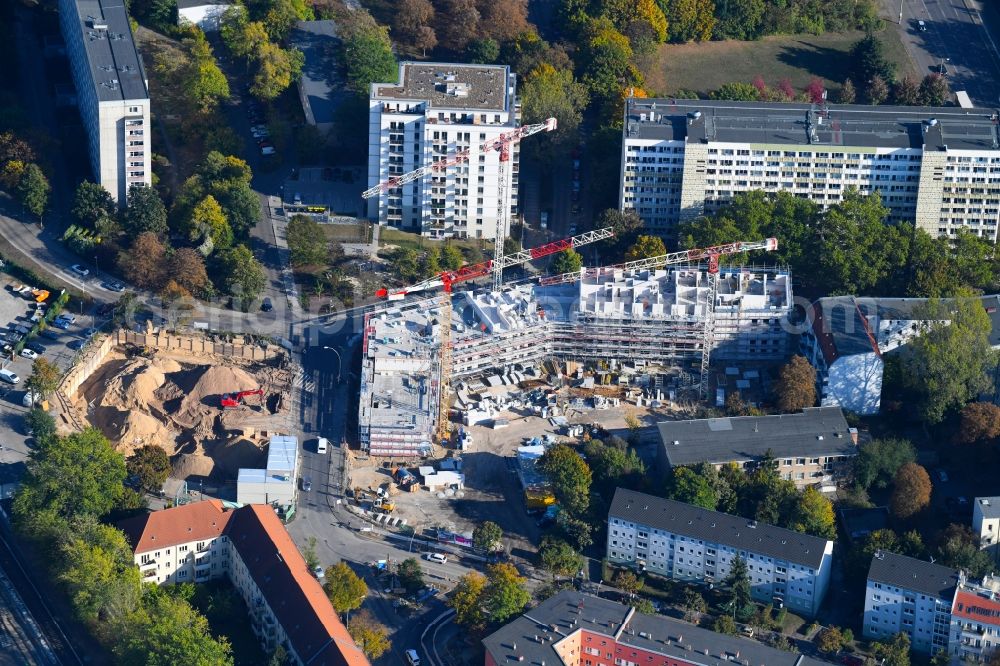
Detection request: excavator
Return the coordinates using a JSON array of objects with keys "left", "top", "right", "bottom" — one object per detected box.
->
[{"left": 220, "top": 389, "right": 265, "bottom": 409}]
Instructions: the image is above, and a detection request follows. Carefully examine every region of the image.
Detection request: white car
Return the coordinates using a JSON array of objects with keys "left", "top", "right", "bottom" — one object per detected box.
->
[
  {"left": 70, "top": 264, "right": 90, "bottom": 277},
  {"left": 0, "top": 369, "right": 20, "bottom": 384},
  {"left": 424, "top": 552, "right": 448, "bottom": 564},
  {"left": 56, "top": 313, "right": 76, "bottom": 324},
  {"left": 260, "top": 146, "right": 276, "bottom": 156},
  {"left": 20, "top": 349, "right": 37, "bottom": 360}
]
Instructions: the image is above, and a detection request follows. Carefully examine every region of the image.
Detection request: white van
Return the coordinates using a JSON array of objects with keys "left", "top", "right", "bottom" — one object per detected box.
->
[
  {"left": 405, "top": 649, "right": 421, "bottom": 666},
  {"left": 316, "top": 437, "right": 328, "bottom": 454}
]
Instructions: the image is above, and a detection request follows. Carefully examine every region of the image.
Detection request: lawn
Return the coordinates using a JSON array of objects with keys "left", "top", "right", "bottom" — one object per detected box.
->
[{"left": 640, "top": 29, "right": 915, "bottom": 98}]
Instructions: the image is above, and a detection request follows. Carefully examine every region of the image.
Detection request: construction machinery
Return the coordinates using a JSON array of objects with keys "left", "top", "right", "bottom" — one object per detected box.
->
[
  {"left": 220, "top": 389, "right": 265, "bottom": 409},
  {"left": 540, "top": 238, "right": 779, "bottom": 398}
]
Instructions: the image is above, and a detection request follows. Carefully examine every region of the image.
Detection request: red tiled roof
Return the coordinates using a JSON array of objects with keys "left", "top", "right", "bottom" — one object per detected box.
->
[
  {"left": 954, "top": 590, "right": 1000, "bottom": 625},
  {"left": 119, "top": 502, "right": 369, "bottom": 666}
]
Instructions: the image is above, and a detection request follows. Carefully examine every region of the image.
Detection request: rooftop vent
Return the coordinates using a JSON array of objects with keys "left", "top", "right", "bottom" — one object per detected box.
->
[
  {"left": 927, "top": 118, "right": 939, "bottom": 126},
  {"left": 817, "top": 435, "right": 824, "bottom": 440},
  {"left": 91, "top": 20, "right": 108, "bottom": 30}
]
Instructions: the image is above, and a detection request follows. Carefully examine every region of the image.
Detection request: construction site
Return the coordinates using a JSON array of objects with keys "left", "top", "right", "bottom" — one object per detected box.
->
[{"left": 63, "top": 333, "right": 295, "bottom": 485}]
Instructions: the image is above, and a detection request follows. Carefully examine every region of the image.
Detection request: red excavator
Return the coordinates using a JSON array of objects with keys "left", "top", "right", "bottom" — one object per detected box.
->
[{"left": 220, "top": 389, "right": 264, "bottom": 409}]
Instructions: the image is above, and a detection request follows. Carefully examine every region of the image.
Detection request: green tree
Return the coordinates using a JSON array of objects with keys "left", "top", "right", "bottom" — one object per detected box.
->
[
  {"left": 918, "top": 73, "right": 949, "bottom": 106},
  {"left": 871, "top": 632, "right": 911, "bottom": 666},
  {"left": 221, "top": 9, "right": 264, "bottom": 64},
  {"left": 72, "top": 181, "right": 117, "bottom": 229},
  {"left": 839, "top": 78, "right": 857, "bottom": 103},
  {"left": 556, "top": 512, "right": 594, "bottom": 550},
  {"left": 538, "top": 444, "right": 592, "bottom": 516},
  {"left": 792, "top": 486, "right": 836, "bottom": 539},
  {"left": 850, "top": 35, "right": 896, "bottom": 91},
  {"left": 816, "top": 626, "right": 847, "bottom": 654},
  {"left": 347, "top": 609, "right": 390, "bottom": 659},
  {"left": 115, "top": 588, "right": 233, "bottom": 666},
  {"left": 398, "top": 557, "right": 425, "bottom": 592},
  {"left": 633, "top": 598, "right": 656, "bottom": 614},
  {"left": 341, "top": 17, "right": 396, "bottom": 97},
  {"left": 601, "top": 0, "right": 669, "bottom": 44},
  {"left": 483, "top": 562, "right": 530, "bottom": 623},
  {"left": 579, "top": 19, "right": 640, "bottom": 102},
  {"left": 18, "top": 163, "right": 50, "bottom": 220},
  {"left": 26, "top": 357, "right": 61, "bottom": 401},
  {"left": 448, "top": 571, "right": 487, "bottom": 630},
  {"left": 441, "top": 244, "right": 464, "bottom": 270},
  {"left": 906, "top": 230, "right": 961, "bottom": 297},
  {"left": 550, "top": 248, "right": 584, "bottom": 275},
  {"left": 774, "top": 355, "right": 816, "bottom": 412},
  {"left": 668, "top": 466, "right": 717, "bottom": 509},
  {"left": 663, "top": 0, "right": 716, "bottom": 42},
  {"left": 613, "top": 569, "right": 643, "bottom": 596},
  {"left": 263, "top": 0, "right": 313, "bottom": 41},
  {"left": 13, "top": 428, "right": 126, "bottom": 531},
  {"left": 892, "top": 75, "right": 920, "bottom": 105},
  {"left": 937, "top": 524, "right": 995, "bottom": 578},
  {"left": 710, "top": 82, "right": 760, "bottom": 101},
  {"left": 539, "top": 537, "right": 583, "bottom": 578},
  {"left": 466, "top": 37, "right": 499, "bottom": 63},
  {"left": 723, "top": 555, "right": 753, "bottom": 620},
  {"left": 953, "top": 229, "right": 1000, "bottom": 291},
  {"left": 866, "top": 75, "right": 889, "bottom": 105},
  {"left": 58, "top": 517, "right": 142, "bottom": 624},
  {"left": 853, "top": 437, "right": 915, "bottom": 490},
  {"left": 126, "top": 445, "right": 171, "bottom": 494},
  {"left": 473, "top": 521, "right": 503, "bottom": 552},
  {"left": 25, "top": 408, "right": 56, "bottom": 446},
  {"left": 323, "top": 561, "right": 368, "bottom": 612},
  {"left": 182, "top": 32, "right": 230, "bottom": 112},
  {"left": 597, "top": 208, "right": 644, "bottom": 258},
  {"left": 123, "top": 184, "right": 168, "bottom": 236},
  {"left": 904, "top": 296, "right": 996, "bottom": 423},
  {"left": 220, "top": 245, "right": 266, "bottom": 308},
  {"left": 624, "top": 234, "right": 666, "bottom": 261},
  {"left": 890, "top": 463, "right": 932, "bottom": 519},
  {"left": 188, "top": 195, "right": 233, "bottom": 252},
  {"left": 713, "top": 0, "right": 765, "bottom": 40},
  {"left": 113, "top": 291, "right": 140, "bottom": 328},
  {"left": 584, "top": 439, "right": 645, "bottom": 493},
  {"left": 251, "top": 43, "right": 304, "bottom": 101},
  {"left": 287, "top": 215, "right": 329, "bottom": 266},
  {"left": 521, "top": 64, "right": 589, "bottom": 156},
  {"left": 682, "top": 587, "right": 708, "bottom": 622}
]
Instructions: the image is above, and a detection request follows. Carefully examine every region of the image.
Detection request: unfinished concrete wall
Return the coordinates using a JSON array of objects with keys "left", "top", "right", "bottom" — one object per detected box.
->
[
  {"left": 60, "top": 332, "right": 116, "bottom": 399},
  {"left": 115, "top": 330, "right": 278, "bottom": 360}
]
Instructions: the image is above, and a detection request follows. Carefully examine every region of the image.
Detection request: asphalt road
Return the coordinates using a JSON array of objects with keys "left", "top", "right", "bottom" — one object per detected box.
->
[{"left": 888, "top": 0, "right": 1000, "bottom": 105}]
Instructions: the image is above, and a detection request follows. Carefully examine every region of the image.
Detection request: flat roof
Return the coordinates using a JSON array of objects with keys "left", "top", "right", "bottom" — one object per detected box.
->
[
  {"left": 266, "top": 435, "right": 298, "bottom": 473},
  {"left": 289, "top": 20, "right": 340, "bottom": 126},
  {"left": 610, "top": 489, "right": 831, "bottom": 569},
  {"left": 867, "top": 551, "right": 960, "bottom": 599},
  {"left": 659, "top": 406, "right": 855, "bottom": 467},
  {"left": 65, "top": 0, "right": 148, "bottom": 103},
  {"left": 483, "top": 590, "right": 832, "bottom": 666},
  {"left": 625, "top": 98, "right": 1000, "bottom": 152},
  {"left": 371, "top": 62, "right": 511, "bottom": 111}
]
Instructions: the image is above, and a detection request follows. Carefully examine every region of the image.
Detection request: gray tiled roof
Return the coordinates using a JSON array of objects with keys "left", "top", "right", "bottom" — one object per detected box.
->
[
  {"left": 625, "top": 98, "right": 1000, "bottom": 152},
  {"left": 609, "top": 489, "right": 831, "bottom": 570},
  {"left": 659, "top": 406, "right": 855, "bottom": 467},
  {"left": 66, "top": 0, "right": 148, "bottom": 103},
  {"left": 483, "top": 590, "right": 835, "bottom": 666},
  {"left": 867, "top": 551, "right": 961, "bottom": 600},
  {"left": 976, "top": 497, "right": 1000, "bottom": 519}
]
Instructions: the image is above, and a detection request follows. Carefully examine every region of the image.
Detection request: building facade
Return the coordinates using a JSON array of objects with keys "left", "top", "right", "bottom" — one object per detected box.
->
[
  {"left": 657, "top": 406, "right": 858, "bottom": 490},
  {"left": 975, "top": 497, "right": 1000, "bottom": 566},
  {"left": 951, "top": 574, "right": 1000, "bottom": 662},
  {"left": 367, "top": 62, "right": 520, "bottom": 239},
  {"left": 60, "top": 0, "right": 152, "bottom": 205},
  {"left": 607, "top": 489, "right": 833, "bottom": 617},
  {"left": 236, "top": 435, "right": 299, "bottom": 506},
  {"left": 482, "top": 589, "right": 832, "bottom": 666},
  {"left": 621, "top": 98, "right": 1000, "bottom": 240},
  {"left": 863, "top": 551, "right": 959, "bottom": 655},
  {"left": 120, "top": 501, "right": 369, "bottom": 666}
]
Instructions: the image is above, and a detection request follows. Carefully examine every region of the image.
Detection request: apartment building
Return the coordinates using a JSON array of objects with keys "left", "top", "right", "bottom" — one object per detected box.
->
[
  {"left": 620, "top": 98, "right": 1000, "bottom": 240},
  {"left": 120, "top": 500, "right": 369, "bottom": 666},
  {"left": 975, "top": 497, "right": 1000, "bottom": 566},
  {"left": 59, "top": 0, "right": 152, "bottom": 205},
  {"left": 607, "top": 489, "right": 833, "bottom": 617},
  {"left": 367, "top": 62, "right": 520, "bottom": 239},
  {"left": 657, "top": 406, "right": 858, "bottom": 490},
  {"left": 863, "top": 551, "right": 959, "bottom": 655},
  {"left": 951, "top": 574, "right": 1000, "bottom": 662},
  {"left": 482, "top": 589, "right": 832, "bottom": 666}
]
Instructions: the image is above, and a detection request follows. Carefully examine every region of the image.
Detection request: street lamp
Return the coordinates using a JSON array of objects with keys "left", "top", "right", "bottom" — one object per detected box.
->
[
  {"left": 321, "top": 346, "right": 342, "bottom": 383},
  {"left": 898, "top": 0, "right": 904, "bottom": 25}
]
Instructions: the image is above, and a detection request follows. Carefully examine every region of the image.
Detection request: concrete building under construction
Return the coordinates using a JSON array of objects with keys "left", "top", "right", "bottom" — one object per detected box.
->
[{"left": 358, "top": 266, "right": 793, "bottom": 457}]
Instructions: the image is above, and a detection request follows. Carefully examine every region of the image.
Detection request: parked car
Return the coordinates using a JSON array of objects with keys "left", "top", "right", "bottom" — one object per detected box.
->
[
  {"left": 260, "top": 146, "right": 276, "bottom": 156},
  {"left": 25, "top": 342, "right": 45, "bottom": 354},
  {"left": 57, "top": 314, "right": 76, "bottom": 324},
  {"left": 39, "top": 329, "right": 60, "bottom": 340},
  {"left": 52, "top": 318, "right": 72, "bottom": 330},
  {"left": 102, "top": 280, "right": 125, "bottom": 292},
  {"left": 80, "top": 327, "right": 98, "bottom": 339},
  {"left": 405, "top": 649, "right": 421, "bottom": 666},
  {"left": 424, "top": 552, "right": 448, "bottom": 564},
  {"left": 261, "top": 297, "right": 273, "bottom": 312},
  {"left": 0, "top": 369, "right": 20, "bottom": 384},
  {"left": 97, "top": 302, "right": 116, "bottom": 316},
  {"left": 20, "top": 349, "right": 37, "bottom": 360},
  {"left": 67, "top": 339, "right": 87, "bottom": 351},
  {"left": 70, "top": 264, "right": 90, "bottom": 277},
  {"left": 313, "top": 565, "right": 324, "bottom": 578},
  {"left": 301, "top": 476, "right": 312, "bottom": 492},
  {"left": 917, "top": 19, "right": 927, "bottom": 31},
  {"left": 936, "top": 469, "right": 949, "bottom": 483}
]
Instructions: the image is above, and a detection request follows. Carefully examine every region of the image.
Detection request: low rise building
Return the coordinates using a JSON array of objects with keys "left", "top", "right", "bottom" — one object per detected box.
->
[
  {"left": 975, "top": 497, "right": 1000, "bottom": 565},
  {"left": 950, "top": 574, "right": 1000, "bottom": 662},
  {"left": 482, "top": 589, "right": 832, "bottom": 666},
  {"left": 657, "top": 406, "right": 857, "bottom": 489},
  {"left": 863, "top": 551, "right": 959, "bottom": 655},
  {"left": 176, "top": 0, "right": 231, "bottom": 31},
  {"left": 236, "top": 435, "right": 299, "bottom": 506},
  {"left": 120, "top": 500, "right": 369, "bottom": 665},
  {"left": 607, "top": 489, "right": 833, "bottom": 617}
]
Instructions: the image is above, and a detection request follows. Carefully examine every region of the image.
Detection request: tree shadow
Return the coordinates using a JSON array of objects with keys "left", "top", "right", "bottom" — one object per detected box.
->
[{"left": 775, "top": 42, "right": 854, "bottom": 84}]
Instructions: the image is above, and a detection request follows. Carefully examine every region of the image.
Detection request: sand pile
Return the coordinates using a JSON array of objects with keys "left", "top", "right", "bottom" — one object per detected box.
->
[
  {"left": 113, "top": 411, "right": 177, "bottom": 456},
  {"left": 100, "top": 359, "right": 166, "bottom": 410},
  {"left": 173, "top": 443, "right": 216, "bottom": 478},
  {"left": 212, "top": 438, "right": 267, "bottom": 477}
]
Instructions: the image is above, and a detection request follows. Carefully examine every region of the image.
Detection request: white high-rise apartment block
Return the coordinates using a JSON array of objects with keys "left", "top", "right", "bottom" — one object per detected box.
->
[
  {"left": 60, "top": 0, "right": 152, "bottom": 206},
  {"left": 621, "top": 98, "right": 1000, "bottom": 240},
  {"left": 607, "top": 489, "right": 834, "bottom": 617},
  {"left": 863, "top": 551, "right": 959, "bottom": 655},
  {"left": 367, "top": 62, "right": 520, "bottom": 240}
]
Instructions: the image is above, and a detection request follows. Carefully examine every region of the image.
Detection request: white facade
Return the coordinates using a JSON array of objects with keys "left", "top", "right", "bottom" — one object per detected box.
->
[
  {"left": 177, "top": 2, "right": 230, "bottom": 31},
  {"left": 60, "top": 0, "right": 152, "bottom": 206},
  {"left": 975, "top": 497, "right": 1000, "bottom": 565},
  {"left": 864, "top": 575, "right": 953, "bottom": 654},
  {"left": 136, "top": 534, "right": 229, "bottom": 585},
  {"left": 367, "top": 63, "right": 519, "bottom": 239},
  {"left": 236, "top": 435, "right": 298, "bottom": 505},
  {"left": 621, "top": 99, "right": 1000, "bottom": 241}
]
